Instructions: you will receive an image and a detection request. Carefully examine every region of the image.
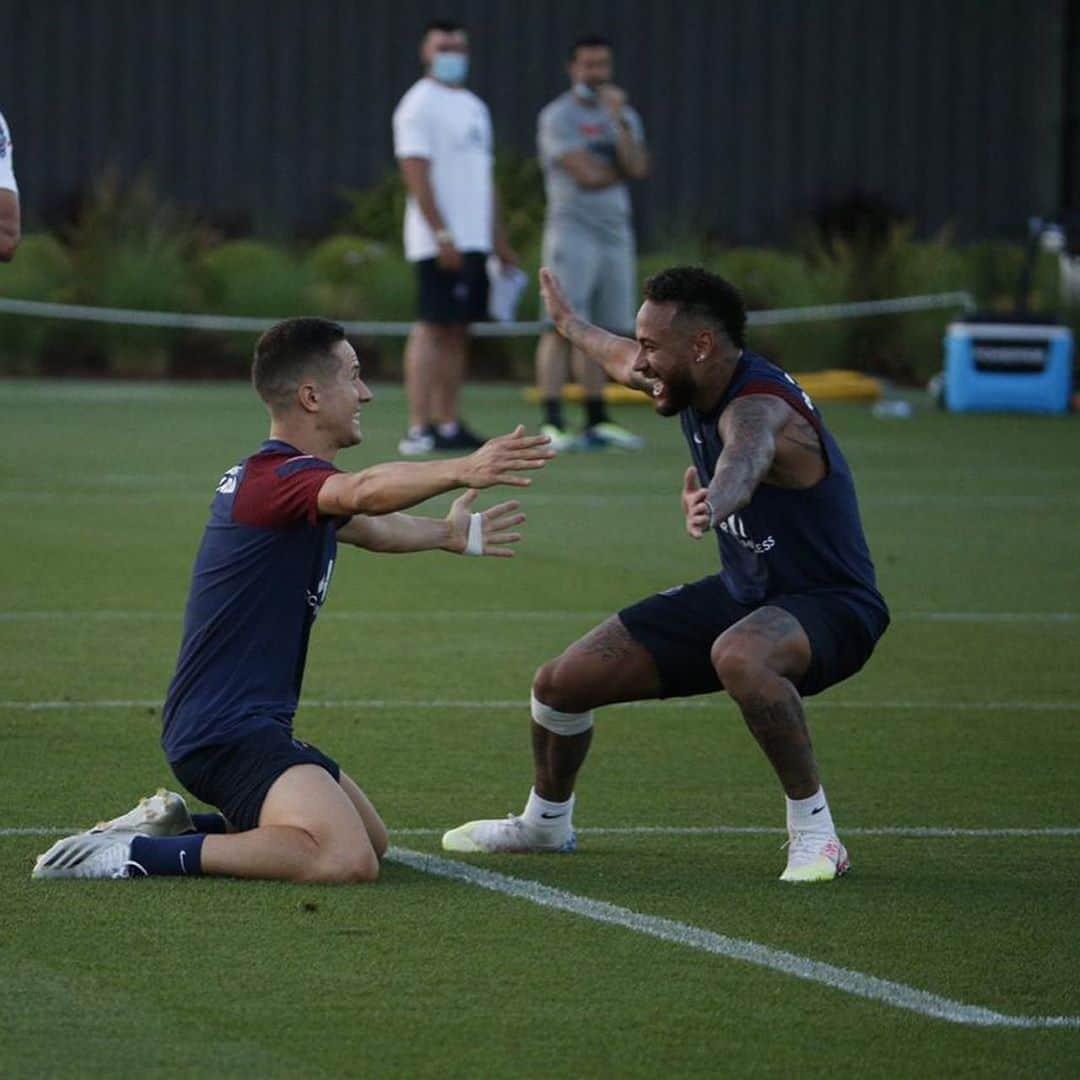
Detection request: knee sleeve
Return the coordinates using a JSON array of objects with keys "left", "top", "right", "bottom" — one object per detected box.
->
[{"left": 530, "top": 692, "right": 594, "bottom": 736}]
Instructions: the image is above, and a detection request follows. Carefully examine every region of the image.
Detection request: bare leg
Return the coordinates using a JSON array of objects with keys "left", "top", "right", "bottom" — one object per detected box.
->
[
  {"left": 201, "top": 764, "right": 380, "bottom": 883},
  {"left": 711, "top": 606, "right": 819, "bottom": 799},
  {"left": 536, "top": 330, "right": 570, "bottom": 401},
  {"left": 338, "top": 770, "right": 389, "bottom": 858},
  {"left": 403, "top": 322, "right": 438, "bottom": 431},
  {"left": 530, "top": 615, "right": 663, "bottom": 802},
  {"left": 430, "top": 323, "right": 468, "bottom": 425},
  {"left": 572, "top": 344, "right": 608, "bottom": 399}
]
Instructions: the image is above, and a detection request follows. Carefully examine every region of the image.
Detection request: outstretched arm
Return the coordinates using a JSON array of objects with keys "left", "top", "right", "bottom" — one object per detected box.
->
[
  {"left": 684, "top": 395, "right": 792, "bottom": 538},
  {"left": 317, "top": 426, "right": 552, "bottom": 517},
  {"left": 337, "top": 494, "right": 525, "bottom": 557},
  {"left": 539, "top": 267, "right": 652, "bottom": 391}
]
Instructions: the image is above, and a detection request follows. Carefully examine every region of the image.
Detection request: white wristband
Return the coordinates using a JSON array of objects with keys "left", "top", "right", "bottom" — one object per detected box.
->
[{"left": 464, "top": 512, "right": 484, "bottom": 556}]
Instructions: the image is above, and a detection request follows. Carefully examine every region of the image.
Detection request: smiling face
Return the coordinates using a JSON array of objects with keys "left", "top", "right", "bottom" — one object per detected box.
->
[
  {"left": 317, "top": 340, "right": 372, "bottom": 449},
  {"left": 632, "top": 300, "right": 706, "bottom": 416}
]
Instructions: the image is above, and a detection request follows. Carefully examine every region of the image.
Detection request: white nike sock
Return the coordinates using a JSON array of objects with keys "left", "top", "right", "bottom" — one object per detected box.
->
[
  {"left": 786, "top": 787, "right": 836, "bottom": 835},
  {"left": 437, "top": 421, "right": 460, "bottom": 438},
  {"left": 521, "top": 787, "right": 574, "bottom": 832}
]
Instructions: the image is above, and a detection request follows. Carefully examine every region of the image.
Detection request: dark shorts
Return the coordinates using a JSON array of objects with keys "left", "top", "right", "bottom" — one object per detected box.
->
[
  {"left": 171, "top": 723, "right": 341, "bottom": 832},
  {"left": 415, "top": 251, "right": 489, "bottom": 324},
  {"left": 618, "top": 573, "right": 888, "bottom": 699}
]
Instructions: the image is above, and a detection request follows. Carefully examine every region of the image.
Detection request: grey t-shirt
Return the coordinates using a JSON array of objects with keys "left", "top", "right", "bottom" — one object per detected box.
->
[{"left": 538, "top": 91, "right": 645, "bottom": 239}]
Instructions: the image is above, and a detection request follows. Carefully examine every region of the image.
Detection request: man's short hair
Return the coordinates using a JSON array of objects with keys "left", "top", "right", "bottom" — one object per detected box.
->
[
  {"left": 643, "top": 266, "right": 747, "bottom": 349},
  {"left": 424, "top": 18, "right": 464, "bottom": 36},
  {"left": 569, "top": 34, "right": 612, "bottom": 61},
  {"left": 252, "top": 317, "right": 347, "bottom": 411}
]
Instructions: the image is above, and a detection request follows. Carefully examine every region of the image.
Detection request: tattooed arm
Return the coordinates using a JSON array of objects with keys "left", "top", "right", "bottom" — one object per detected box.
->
[
  {"left": 709, "top": 395, "right": 791, "bottom": 516},
  {"left": 683, "top": 395, "right": 792, "bottom": 538},
  {"left": 538, "top": 267, "right": 652, "bottom": 391}
]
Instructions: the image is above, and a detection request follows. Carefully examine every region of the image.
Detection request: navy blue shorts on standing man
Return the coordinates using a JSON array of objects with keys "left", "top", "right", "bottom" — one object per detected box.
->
[
  {"left": 416, "top": 251, "right": 489, "bottom": 324},
  {"left": 619, "top": 573, "right": 889, "bottom": 699},
  {"left": 171, "top": 724, "right": 341, "bottom": 832}
]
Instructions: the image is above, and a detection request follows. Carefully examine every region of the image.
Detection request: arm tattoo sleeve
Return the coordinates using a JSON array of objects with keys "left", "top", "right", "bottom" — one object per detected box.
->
[{"left": 706, "top": 396, "right": 788, "bottom": 521}]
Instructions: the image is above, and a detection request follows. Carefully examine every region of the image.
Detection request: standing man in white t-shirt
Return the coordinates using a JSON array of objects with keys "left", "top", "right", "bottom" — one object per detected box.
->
[
  {"left": 0, "top": 110, "right": 21, "bottom": 261},
  {"left": 392, "top": 19, "right": 517, "bottom": 455}
]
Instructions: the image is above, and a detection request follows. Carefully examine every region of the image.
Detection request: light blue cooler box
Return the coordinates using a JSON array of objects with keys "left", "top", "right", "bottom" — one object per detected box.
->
[{"left": 944, "top": 321, "right": 1074, "bottom": 414}]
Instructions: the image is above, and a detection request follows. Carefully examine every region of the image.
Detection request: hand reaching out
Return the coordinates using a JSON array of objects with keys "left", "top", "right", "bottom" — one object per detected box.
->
[
  {"left": 446, "top": 491, "right": 526, "bottom": 557},
  {"left": 460, "top": 425, "right": 554, "bottom": 489}
]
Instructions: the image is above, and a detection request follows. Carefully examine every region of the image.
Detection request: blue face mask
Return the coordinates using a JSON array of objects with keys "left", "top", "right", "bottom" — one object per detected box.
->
[
  {"left": 432, "top": 51, "right": 468, "bottom": 85},
  {"left": 573, "top": 82, "right": 599, "bottom": 104}
]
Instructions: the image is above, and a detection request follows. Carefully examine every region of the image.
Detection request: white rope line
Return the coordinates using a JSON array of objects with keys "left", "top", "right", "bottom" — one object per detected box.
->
[
  {"left": 387, "top": 847, "right": 1077, "bottom": 1029},
  {"left": 0, "top": 291, "right": 975, "bottom": 337}
]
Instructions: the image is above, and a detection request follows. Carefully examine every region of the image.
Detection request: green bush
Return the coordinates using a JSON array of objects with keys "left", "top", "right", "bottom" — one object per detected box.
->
[
  {"left": 709, "top": 247, "right": 849, "bottom": 373},
  {"left": 304, "top": 234, "right": 413, "bottom": 322},
  {"left": 197, "top": 240, "right": 313, "bottom": 372},
  {"left": 63, "top": 172, "right": 204, "bottom": 375},
  {"left": 336, "top": 171, "right": 406, "bottom": 247},
  {"left": 0, "top": 233, "right": 73, "bottom": 372}
]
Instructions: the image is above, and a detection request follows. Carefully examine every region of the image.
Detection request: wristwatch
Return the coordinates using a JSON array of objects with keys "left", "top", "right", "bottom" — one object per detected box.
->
[{"left": 434, "top": 228, "right": 454, "bottom": 246}]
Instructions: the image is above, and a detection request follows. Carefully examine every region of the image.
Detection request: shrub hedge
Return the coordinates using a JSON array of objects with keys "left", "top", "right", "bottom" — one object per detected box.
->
[{"left": 0, "top": 176, "right": 1073, "bottom": 383}]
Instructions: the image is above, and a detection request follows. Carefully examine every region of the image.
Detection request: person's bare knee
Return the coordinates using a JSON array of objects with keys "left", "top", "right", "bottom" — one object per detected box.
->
[
  {"left": 259, "top": 765, "right": 379, "bottom": 884},
  {"left": 532, "top": 654, "right": 592, "bottom": 713},
  {"left": 712, "top": 637, "right": 766, "bottom": 702},
  {"left": 338, "top": 771, "right": 389, "bottom": 860},
  {"left": 305, "top": 846, "right": 380, "bottom": 884}
]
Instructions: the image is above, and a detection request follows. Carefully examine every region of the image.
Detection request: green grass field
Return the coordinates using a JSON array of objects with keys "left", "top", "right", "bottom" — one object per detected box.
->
[{"left": 2, "top": 377, "right": 1079, "bottom": 1077}]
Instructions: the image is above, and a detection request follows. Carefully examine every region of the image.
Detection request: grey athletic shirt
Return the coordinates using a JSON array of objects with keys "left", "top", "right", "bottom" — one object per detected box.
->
[{"left": 538, "top": 91, "right": 645, "bottom": 240}]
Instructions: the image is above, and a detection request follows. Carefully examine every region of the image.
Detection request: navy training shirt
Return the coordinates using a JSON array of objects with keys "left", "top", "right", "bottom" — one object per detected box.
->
[
  {"left": 681, "top": 351, "right": 888, "bottom": 630},
  {"left": 162, "top": 440, "right": 344, "bottom": 764}
]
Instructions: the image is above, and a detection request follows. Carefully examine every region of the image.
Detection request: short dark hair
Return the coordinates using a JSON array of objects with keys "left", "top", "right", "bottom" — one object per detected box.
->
[
  {"left": 252, "top": 317, "right": 347, "bottom": 411},
  {"left": 568, "top": 34, "right": 612, "bottom": 61},
  {"left": 643, "top": 266, "right": 747, "bottom": 348},
  {"left": 424, "top": 18, "right": 464, "bottom": 36}
]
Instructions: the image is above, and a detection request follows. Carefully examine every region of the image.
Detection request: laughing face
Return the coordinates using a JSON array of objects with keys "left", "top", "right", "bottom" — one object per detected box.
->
[
  {"left": 321, "top": 339, "right": 372, "bottom": 448},
  {"left": 631, "top": 300, "right": 705, "bottom": 416}
]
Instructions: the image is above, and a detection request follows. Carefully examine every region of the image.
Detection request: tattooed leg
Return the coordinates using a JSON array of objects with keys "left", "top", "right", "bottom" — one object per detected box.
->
[
  {"left": 711, "top": 606, "right": 820, "bottom": 799},
  {"left": 530, "top": 615, "right": 662, "bottom": 801}
]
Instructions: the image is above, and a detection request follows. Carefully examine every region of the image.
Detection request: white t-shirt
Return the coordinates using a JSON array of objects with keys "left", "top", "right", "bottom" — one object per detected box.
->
[
  {"left": 392, "top": 78, "right": 493, "bottom": 262},
  {"left": 0, "top": 111, "right": 18, "bottom": 193}
]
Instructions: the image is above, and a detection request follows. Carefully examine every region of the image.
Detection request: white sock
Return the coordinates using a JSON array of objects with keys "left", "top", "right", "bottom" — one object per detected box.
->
[
  {"left": 786, "top": 786, "right": 836, "bottom": 835},
  {"left": 521, "top": 787, "right": 574, "bottom": 832},
  {"left": 408, "top": 425, "right": 428, "bottom": 439},
  {"left": 437, "top": 421, "right": 460, "bottom": 438}
]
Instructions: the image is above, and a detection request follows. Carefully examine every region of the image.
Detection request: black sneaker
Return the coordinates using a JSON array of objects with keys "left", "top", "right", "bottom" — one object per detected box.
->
[{"left": 431, "top": 423, "right": 485, "bottom": 451}]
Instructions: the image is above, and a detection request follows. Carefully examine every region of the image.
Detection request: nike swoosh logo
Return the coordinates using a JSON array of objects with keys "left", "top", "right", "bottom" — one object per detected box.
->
[
  {"left": 540, "top": 812, "right": 566, "bottom": 819},
  {"left": 179, "top": 850, "right": 188, "bottom": 874},
  {"left": 811, "top": 805, "right": 826, "bottom": 815},
  {"left": 693, "top": 434, "right": 703, "bottom": 444}
]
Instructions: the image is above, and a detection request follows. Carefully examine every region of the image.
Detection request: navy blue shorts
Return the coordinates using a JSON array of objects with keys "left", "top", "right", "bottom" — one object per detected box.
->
[
  {"left": 171, "top": 724, "right": 341, "bottom": 832},
  {"left": 619, "top": 573, "right": 888, "bottom": 699},
  {"left": 416, "top": 251, "right": 489, "bottom": 324}
]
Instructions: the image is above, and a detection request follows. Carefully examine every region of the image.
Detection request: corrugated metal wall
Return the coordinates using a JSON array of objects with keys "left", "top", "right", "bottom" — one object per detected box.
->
[{"left": 0, "top": 0, "right": 1071, "bottom": 244}]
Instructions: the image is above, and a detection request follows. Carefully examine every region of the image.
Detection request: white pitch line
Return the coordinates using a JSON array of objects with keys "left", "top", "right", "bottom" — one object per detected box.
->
[
  {"left": 5, "top": 824, "right": 1079, "bottom": 839},
  {"left": 1, "top": 698, "right": 1077, "bottom": 713},
  {"left": 388, "top": 847, "right": 1080, "bottom": 1029},
  {"left": 1, "top": 610, "right": 1077, "bottom": 624}
]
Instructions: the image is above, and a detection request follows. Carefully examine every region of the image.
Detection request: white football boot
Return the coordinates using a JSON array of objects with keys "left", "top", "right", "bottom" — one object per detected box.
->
[
  {"left": 32, "top": 831, "right": 142, "bottom": 880},
  {"left": 89, "top": 788, "right": 193, "bottom": 837},
  {"left": 442, "top": 814, "right": 576, "bottom": 854},
  {"left": 780, "top": 829, "right": 850, "bottom": 883}
]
